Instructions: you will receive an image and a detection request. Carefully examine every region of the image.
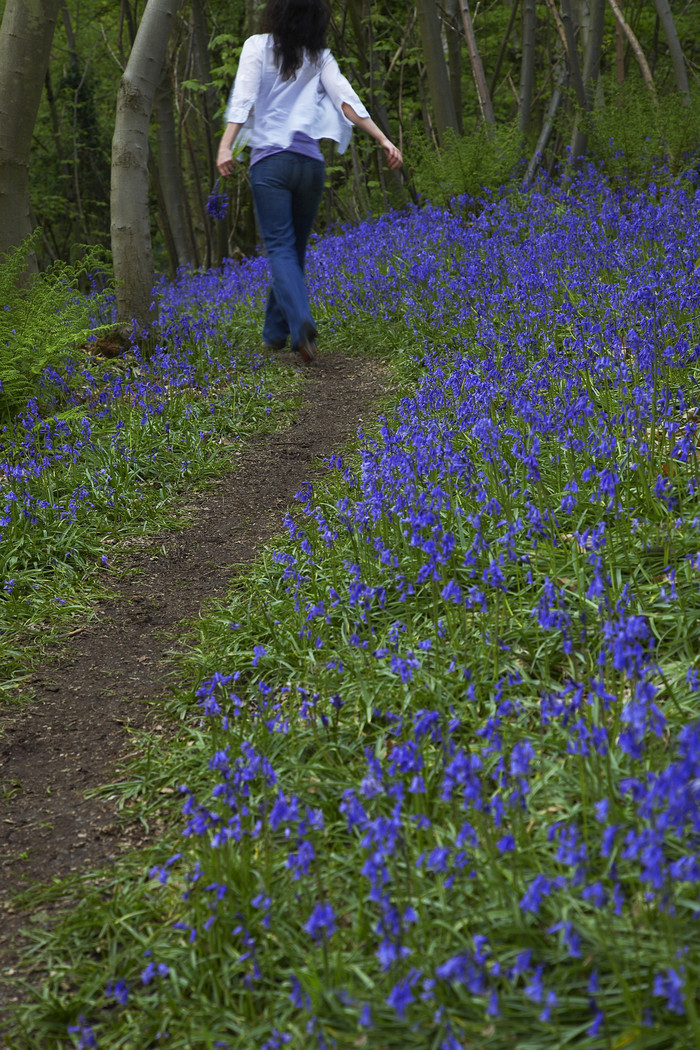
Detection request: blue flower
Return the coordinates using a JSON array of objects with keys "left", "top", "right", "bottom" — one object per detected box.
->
[
  {"left": 304, "top": 901, "right": 336, "bottom": 942},
  {"left": 67, "top": 1016, "right": 98, "bottom": 1048}
]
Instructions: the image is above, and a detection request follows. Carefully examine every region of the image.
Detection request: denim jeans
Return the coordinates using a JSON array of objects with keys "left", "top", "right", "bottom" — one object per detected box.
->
[{"left": 249, "top": 150, "right": 325, "bottom": 350}]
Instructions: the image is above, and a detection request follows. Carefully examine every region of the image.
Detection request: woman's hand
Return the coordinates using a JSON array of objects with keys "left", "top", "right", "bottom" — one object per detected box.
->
[
  {"left": 217, "top": 145, "right": 238, "bottom": 178},
  {"left": 217, "top": 122, "right": 244, "bottom": 178},
  {"left": 381, "top": 138, "right": 403, "bottom": 170}
]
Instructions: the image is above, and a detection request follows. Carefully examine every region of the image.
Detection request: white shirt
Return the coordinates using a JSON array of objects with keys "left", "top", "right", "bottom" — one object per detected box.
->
[{"left": 224, "top": 33, "right": 369, "bottom": 155}]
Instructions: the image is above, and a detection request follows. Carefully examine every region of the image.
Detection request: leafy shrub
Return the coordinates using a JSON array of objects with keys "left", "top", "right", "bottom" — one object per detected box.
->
[
  {"left": 411, "top": 121, "right": 523, "bottom": 206},
  {"left": 0, "top": 236, "right": 112, "bottom": 419}
]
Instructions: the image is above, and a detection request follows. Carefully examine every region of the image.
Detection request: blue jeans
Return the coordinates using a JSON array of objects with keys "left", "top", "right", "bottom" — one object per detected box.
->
[{"left": 249, "top": 151, "right": 325, "bottom": 350}]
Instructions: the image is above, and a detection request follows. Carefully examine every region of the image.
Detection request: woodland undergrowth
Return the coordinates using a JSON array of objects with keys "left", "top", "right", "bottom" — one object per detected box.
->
[{"left": 3, "top": 160, "right": 700, "bottom": 1050}]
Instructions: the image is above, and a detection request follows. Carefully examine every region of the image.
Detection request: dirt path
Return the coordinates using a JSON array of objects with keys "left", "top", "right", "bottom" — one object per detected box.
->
[{"left": 0, "top": 351, "right": 389, "bottom": 1028}]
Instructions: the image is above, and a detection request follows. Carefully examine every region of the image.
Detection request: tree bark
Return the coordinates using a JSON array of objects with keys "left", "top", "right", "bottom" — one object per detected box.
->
[
  {"left": 491, "top": 0, "right": 520, "bottom": 101},
  {"left": 154, "top": 66, "right": 192, "bottom": 270},
  {"left": 416, "top": 0, "right": 459, "bottom": 143},
  {"left": 652, "top": 0, "right": 689, "bottom": 101},
  {"left": 445, "top": 0, "right": 464, "bottom": 134},
  {"left": 523, "top": 60, "right": 566, "bottom": 187},
  {"left": 459, "top": 0, "right": 496, "bottom": 125},
  {"left": 111, "top": 0, "right": 184, "bottom": 330},
  {"left": 519, "top": 0, "right": 536, "bottom": 134},
  {"left": 606, "top": 0, "right": 657, "bottom": 100},
  {"left": 191, "top": 0, "right": 227, "bottom": 263},
  {"left": 0, "top": 0, "right": 60, "bottom": 268},
  {"left": 559, "top": 0, "right": 588, "bottom": 111},
  {"left": 571, "top": 0, "right": 605, "bottom": 159}
]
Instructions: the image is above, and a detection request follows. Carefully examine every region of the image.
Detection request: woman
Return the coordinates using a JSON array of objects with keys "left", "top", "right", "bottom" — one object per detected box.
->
[{"left": 217, "top": 0, "right": 402, "bottom": 365}]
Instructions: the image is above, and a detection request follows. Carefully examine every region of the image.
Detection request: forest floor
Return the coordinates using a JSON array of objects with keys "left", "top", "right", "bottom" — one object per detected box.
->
[{"left": 0, "top": 350, "right": 390, "bottom": 1029}]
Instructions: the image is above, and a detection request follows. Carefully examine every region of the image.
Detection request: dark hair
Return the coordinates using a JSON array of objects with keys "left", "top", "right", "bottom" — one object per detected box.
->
[{"left": 263, "top": 0, "right": 330, "bottom": 80}]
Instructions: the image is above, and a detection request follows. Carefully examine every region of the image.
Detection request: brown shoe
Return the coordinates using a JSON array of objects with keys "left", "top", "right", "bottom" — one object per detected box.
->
[{"left": 295, "top": 322, "right": 317, "bottom": 365}]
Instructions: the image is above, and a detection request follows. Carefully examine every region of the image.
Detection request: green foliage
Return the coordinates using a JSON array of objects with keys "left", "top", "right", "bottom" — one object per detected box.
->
[
  {"left": 0, "top": 237, "right": 112, "bottom": 419},
  {"left": 411, "top": 122, "right": 523, "bottom": 205},
  {"left": 587, "top": 78, "right": 700, "bottom": 182}
]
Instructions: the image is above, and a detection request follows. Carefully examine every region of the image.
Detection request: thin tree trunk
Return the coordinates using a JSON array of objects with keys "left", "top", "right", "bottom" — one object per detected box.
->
[
  {"left": 523, "top": 60, "right": 566, "bottom": 187},
  {"left": 560, "top": 0, "right": 588, "bottom": 111},
  {"left": 154, "top": 66, "right": 191, "bottom": 270},
  {"left": 416, "top": 0, "right": 459, "bottom": 143},
  {"left": 445, "top": 0, "right": 464, "bottom": 134},
  {"left": 459, "top": 0, "right": 496, "bottom": 125},
  {"left": 571, "top": 0, "right": 605, "bottom": 159},
  {"left": 0, "top": 0, "right": 61, "bottom": 268},
  {"left": 652, "top": 0, "right": 689, "bottom": 101},
  {"left": 616, "top": 5, "right": 624, "bottom": 83},
  {"left": 191, "top": 0, "right": 227, "bottom": 262},
  {"left": 111, "top": 0, "right": 184, "bottom": 330},
  {"left": 606, "top": 0, "right": 657, "bottom": 100},
  {"left": 519, "top": 0, "right": 536, "bottom": 134},
  {"left": 149, "top": 144, "right": 179, "bottom": 276},
  {"left": 491, "top": 0, "right": 520, "bottom": 101},
  {"left": 346, "top": 0, "right": 369, "bottom": 77}
]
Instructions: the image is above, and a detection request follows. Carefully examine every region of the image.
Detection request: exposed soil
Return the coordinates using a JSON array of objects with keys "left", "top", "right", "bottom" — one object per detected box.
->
[{"left": 0, "top": 351, "right": 390, "bottom": 1031}]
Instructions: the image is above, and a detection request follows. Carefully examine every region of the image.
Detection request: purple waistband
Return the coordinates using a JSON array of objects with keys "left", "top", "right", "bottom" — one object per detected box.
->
[{"left": 250, "top": 131, "right": 323, "bottom": 167}]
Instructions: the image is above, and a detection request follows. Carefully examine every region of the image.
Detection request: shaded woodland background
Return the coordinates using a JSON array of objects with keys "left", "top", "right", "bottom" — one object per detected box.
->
[{"left": 3, "top": 0, "right": 700, "bottom": 278}]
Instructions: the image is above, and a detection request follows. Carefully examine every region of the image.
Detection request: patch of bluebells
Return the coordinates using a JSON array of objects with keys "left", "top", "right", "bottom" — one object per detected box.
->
[
  {"left": 0, "top": 254, "right": 278, "bottom": 611},
  {"left": 74, "top": 166, "right": 700, "bottom": 1046}
]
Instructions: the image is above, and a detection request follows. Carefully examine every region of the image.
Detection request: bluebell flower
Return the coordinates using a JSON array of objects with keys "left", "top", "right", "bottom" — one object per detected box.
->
[
  {"left": 206, "top": 180, "right": 229, "bottom": 221},
  {"left": 386, "top": 968, "right": 421, "bottom": 1018},
  {"left": 304, "top": 901, "right": 336, "bottom": 942},
  {"left": 653, "top": 967, "right": 685, "bottom": 1015}
]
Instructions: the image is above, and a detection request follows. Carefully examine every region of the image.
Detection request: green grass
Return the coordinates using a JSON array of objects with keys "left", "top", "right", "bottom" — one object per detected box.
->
[{"left": 5, "top": 168, "right": 700, "bottom": 1049}]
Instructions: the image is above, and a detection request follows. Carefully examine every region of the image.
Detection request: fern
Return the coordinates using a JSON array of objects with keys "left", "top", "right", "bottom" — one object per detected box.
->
[
  {"left": 586, "top": 77, "right": 700, "bottom": 183},
  {"left": 0, "top": 237, "right": 114, "bottom": 419}
]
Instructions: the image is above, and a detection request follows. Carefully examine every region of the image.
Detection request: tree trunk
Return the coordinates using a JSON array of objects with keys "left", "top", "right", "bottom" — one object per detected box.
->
[
  {"left": 458, "top": 0, "right": 496, "bottom": 125},
  {"left": 154, "top": 66, "right": 192, "bottom": 270},
  {"left": 519, "top": 0, "right": 536, "bottom": 134},
  {"left": 445, "top": 0, "right": 464, "bottom": 134},
  {"left": 111, "top": 0, "right": 184, "bottom": 330},
  {"left": 559, "top": 0, "right": 588, "bottom": 111},
  {"left": 0, "top": 0, "right": 60, "bottom": 269},
  {"left": 523, "top": 60, "right": 566, "bottom": 187},
  {"left": 491, "top": 0, "right": 520, "bottom": 101},
  {"left": 416, "top": 0, "right": 459, "bottom": 143},
  {"left": 571, "top": 0, "right": 605, "bottom": 159},
  {"left": 606, "top": 0, "right": 656, "bottom": 100},
  {"left": 191, "top": 0, "right": 228, "bottom": 263},
  {"left": 652, "top": 0, "right": 689, "bottom": 101}
]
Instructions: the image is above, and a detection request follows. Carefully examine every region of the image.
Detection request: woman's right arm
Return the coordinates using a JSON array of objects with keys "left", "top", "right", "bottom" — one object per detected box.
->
[
  {"left": 217, "top": 123, "right": 245, "bottom": 177},
  {"left": 217, "top": 35, "right": 264, "bottom": 177}
]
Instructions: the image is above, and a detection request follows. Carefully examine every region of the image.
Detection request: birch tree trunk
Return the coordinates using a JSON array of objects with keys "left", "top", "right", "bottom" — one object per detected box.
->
[
  {"left": 571, "top": 0, "right": 605, "bottom": 159},
  {"left": 607, "top": 0, "right": 657, "bottom": 100},
  {"left": 0, "top": 0, "right": 60, "bottom": 268},
  {"left": 111, "top": 0, "right": 184, "bottom": 329},
  {"left": 652, "top": 0, "right": 689, "bottom": 101},
  {"left": 560, "top": 0, "right": 588, "bottom": 111},
  {"left": 459, "top": 0, "right": 496, "bottom": 125}
]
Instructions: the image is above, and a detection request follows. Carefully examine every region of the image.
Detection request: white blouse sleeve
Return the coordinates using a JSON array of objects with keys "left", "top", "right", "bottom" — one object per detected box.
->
[
  {"left": 224, "top": 35, "right": 265, "bottom": 124},
  {"left": 319, "top": 52, "right": 370, "bottom": 123}
]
